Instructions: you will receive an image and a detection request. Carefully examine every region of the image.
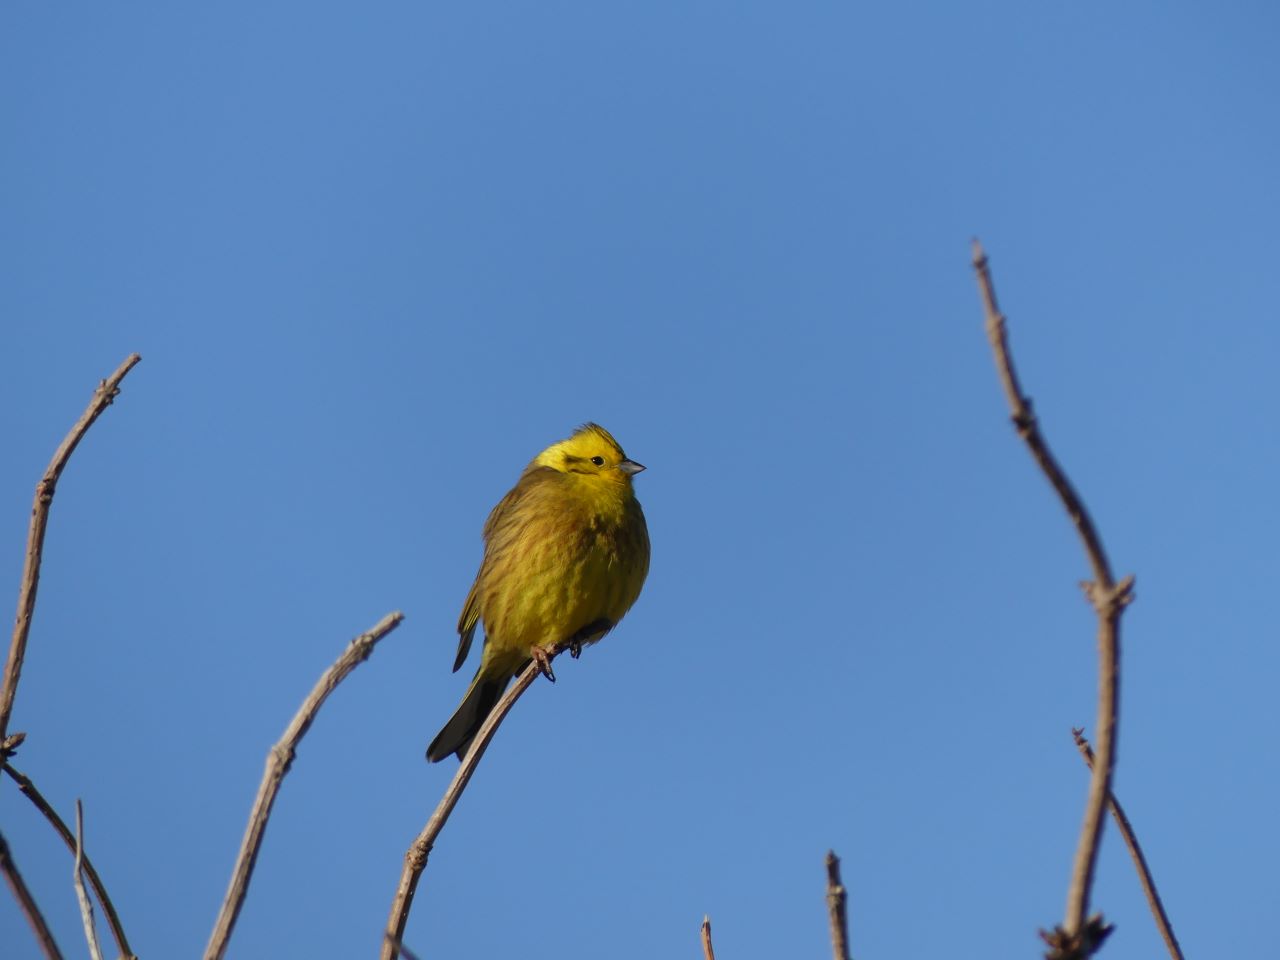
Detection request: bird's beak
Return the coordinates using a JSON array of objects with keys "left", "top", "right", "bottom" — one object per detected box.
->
[{"left": 618, "top": 459, "right": 646, "bottom": 475}]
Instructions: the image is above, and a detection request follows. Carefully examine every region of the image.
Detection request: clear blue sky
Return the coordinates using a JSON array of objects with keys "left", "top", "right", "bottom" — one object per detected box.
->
[{"left": 3, "top": 2, "right": 1277, "bottom": 957}]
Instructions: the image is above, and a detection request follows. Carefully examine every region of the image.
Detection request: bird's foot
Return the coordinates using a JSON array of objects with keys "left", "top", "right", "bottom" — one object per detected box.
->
[
  {"left": 531, "top": 645, "right": 557, "bottom": 683},
  {"left": 566, "top": 618, "right": 612, "bottom": 659}
]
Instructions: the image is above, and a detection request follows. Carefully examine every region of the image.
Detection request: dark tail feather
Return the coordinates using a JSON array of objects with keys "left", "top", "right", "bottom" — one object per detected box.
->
[{"left": 426, "top": 674, "right": 508, "bottom": 763}]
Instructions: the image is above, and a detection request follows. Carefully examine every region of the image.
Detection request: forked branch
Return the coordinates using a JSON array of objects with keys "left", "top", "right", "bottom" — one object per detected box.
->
[
  {"left": 972, "top": 241, "right": 1133, "bottom": 956},
  {"left": 3, "top": 764, "right": 135, "bottom": 957},
  {"left": 384, "top": 932, "right": 424, "bottom": 960},
  {"left": 203, "top": 610, "right": 406, "bottom": 960},
  {"left": 1074, "top": 729, "right": 1184, "bottom": 960}
]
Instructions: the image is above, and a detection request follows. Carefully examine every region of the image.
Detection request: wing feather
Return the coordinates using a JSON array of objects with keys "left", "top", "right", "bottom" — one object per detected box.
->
[{"left": 451, "top": 465, "right": 565, "bottom": 671}]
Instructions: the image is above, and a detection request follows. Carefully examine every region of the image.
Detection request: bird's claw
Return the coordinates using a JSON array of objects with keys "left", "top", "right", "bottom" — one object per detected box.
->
[
  {"left": 565, "top": 617, "right": 611, "bottom": 660},
  {"left": 531, "top": 646, "right": 557, "bottom": 683}
]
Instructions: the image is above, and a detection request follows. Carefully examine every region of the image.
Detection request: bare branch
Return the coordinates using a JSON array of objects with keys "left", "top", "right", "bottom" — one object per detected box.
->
[
  {"left": 971, "top": 241, "right": 1132, "bottom": 954},
  {"left": 1, "top": 353, "right": 142, "bottom": 750},
  {"left": 0, "top": 827, "right": 65, "bottom": 960},
  {"left": 203, "top": 610, "right": 406, "bottom": 960},
  {"left": 1073, "top": 729, "right": 1184, "bottom": 960},
  {"left": 825, "top": 850, "right": 851, "bottom": 960},
  {"left": 73, "top": 800, "right": 104, "bottom": 960},
  {"left": 701, "top": 915, "right": 717, "bottom": 960},
  {"left": 381, "top": 650, "right": 563, "bottom": 960},
  {"left": 2, "top": 765, "right": 135, "bottom": 958}
]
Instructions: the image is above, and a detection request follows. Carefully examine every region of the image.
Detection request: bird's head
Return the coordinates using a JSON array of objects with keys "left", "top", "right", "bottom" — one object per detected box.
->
[{"left": 535, "top": 423, "right": 646, "bottom": 489}]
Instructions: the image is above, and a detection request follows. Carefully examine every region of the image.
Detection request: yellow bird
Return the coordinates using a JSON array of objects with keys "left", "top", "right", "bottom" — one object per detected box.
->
[{"left": 426, "top": 423, "right": 650, "bottom": 762}]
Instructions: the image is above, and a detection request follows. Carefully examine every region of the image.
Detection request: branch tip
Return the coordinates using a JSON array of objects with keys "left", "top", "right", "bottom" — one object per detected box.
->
[
  {"left": 825, "top": 849, "right": 851, "bottom": 960},
  {"left": 73, "top": 800, "right": 105, "bottom": 960},
  {"left": 2, "top": 353, "right": 143, "bottom": 745},
  {"left": 971, "top": 245, "right": 1128, "bottom": 939},
  {"left": 204, "top": 611, "right": 405, "bottom": 960}
]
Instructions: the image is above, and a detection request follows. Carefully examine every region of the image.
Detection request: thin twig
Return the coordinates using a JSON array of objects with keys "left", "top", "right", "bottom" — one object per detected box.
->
[
  {"left": 825, "top": 850, "right": 851, "bottom": 960},
  {"left": 203, "top": 610, "right": 406, "bottom": 960},
  {"left": 701, "top": 915, "right": 717, "bottom": 960},
  {"left": 73, "top": 800, "right": 105, "bottom": 960},
  {"left": 1074, "top": 729, "right": 1184, "bottom": 960},
  {"left": 381, "top": 651, "right": 563, "bottom": 960},
  {"left": 0, "top": 827, "right": 65, "bottom": 960},
  {"left": 1, "top": 353, "right": 142, "bottom": 752},
  {"left": 972, "top": 240, "right": 1133, "bottom": 956},
  {"left": 2, "top": 764, "right": 135, "bottom": 958}
]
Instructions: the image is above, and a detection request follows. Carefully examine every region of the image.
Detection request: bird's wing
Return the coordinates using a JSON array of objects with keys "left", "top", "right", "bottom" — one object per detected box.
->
[
  {"left": 452, "top": 588, "right": 481, "bottom": 672},
  {"left": 481, "top": 465, "right": 557, "bottom": 539},
  {"left": 451, "top": 465, "right": 562, "bottom": 672},
  {"left": 480, "top": 464, "right": 563, "bottom": 544}
]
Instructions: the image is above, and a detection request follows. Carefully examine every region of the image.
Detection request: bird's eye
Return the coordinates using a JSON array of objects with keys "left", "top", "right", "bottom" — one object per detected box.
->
[{"left": 590, "top": 456, "right": 605, "bottom": 466}]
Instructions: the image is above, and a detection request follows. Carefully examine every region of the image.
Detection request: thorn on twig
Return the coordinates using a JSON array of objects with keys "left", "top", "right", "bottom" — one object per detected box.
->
[
  {"left": 1, "top": 731, "right": 26, "bottom": 760},
  {"left": 1040, "top": 915, "right": 1114, "bottom": 960},
  {"left": 270, "top": 743, "right": 296, "bottom": 775},
  {"left": 1072, "top": 727, "right": 1092, "bottom": 756},
  {"left": 1012, "top": 402, "right": 1037, "bottom": 434},
  {"left": 1079, "top": 575, "right": 1136, "bottom": 615}
]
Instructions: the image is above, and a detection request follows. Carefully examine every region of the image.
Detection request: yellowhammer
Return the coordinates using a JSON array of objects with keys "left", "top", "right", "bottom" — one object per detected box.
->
[{"left": 426, "top": 423, "right": 650, "bottom": 762}]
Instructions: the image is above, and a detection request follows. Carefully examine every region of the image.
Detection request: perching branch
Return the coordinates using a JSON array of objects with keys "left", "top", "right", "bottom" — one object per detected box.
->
[
  {"left": 825, "top": 850, "right": 851, "bottom": 960},
  {"left": 972, "top": 241, "right": 1133, "bottom": 957},
  {"left": 1, "top": 353, "right": 142, "bottom": 753},
  {"left": 1073, "top": 729, "right": 1184, "bottom": 960},
  {"left": 2, "top": 764, "right": 135, "bottom": 957},
  {"left": 381, "top": 650, "right": 564, "bottom": 960},
  {"left": 0, "top": 827, "right": 64, "bottom": 960},
  {"left": 701, "top": 915, "right": 717, "bottom": 960},
  {"left": 73, "top": 800, "right": 104, "bottom": 960},
  {"left": 203, "top": 610, "right": 406, "bottom": 960}
]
